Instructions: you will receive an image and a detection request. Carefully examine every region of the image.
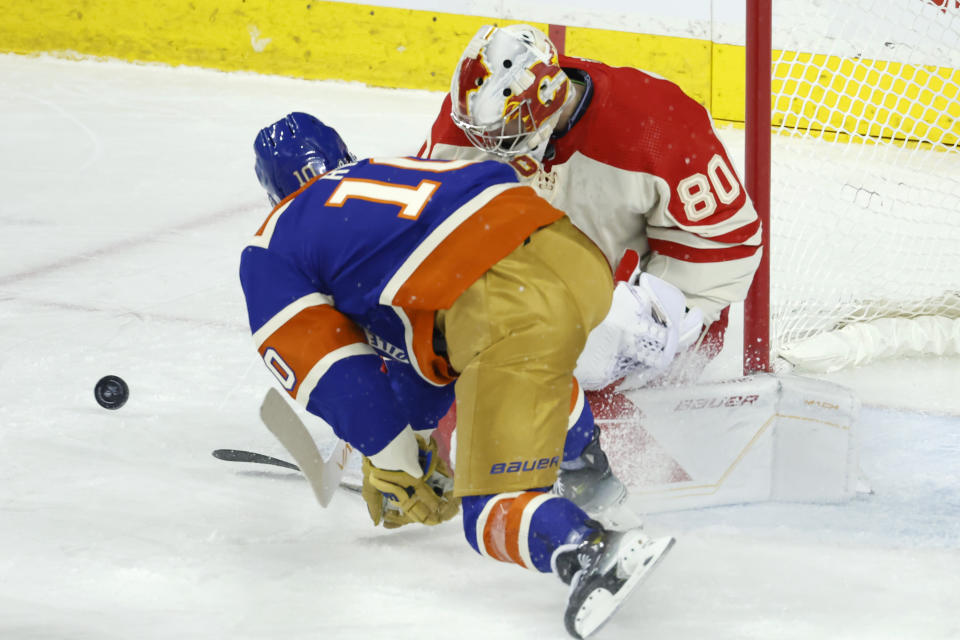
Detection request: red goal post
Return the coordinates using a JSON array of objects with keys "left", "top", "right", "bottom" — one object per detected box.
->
[{"left": 744, "top": 0, "right": 772, "bottom": 374}]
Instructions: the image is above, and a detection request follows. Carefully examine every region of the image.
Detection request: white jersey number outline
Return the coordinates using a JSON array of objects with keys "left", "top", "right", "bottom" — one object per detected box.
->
[
  {"left": 263, "top": 348, "right": 296, "bottom": 390},
  {"left": 325, "top": 157, "right": 472, "bottom": 220},
  {"left": 326, "top": 178, "right": 441, "bottom": 220},
  {"left": 676, "top": 153, "right": 741, "bottom": 221}
]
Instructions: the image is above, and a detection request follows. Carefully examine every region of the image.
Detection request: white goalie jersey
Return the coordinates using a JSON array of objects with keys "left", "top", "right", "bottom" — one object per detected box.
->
[{"left": 419, "top": 55, "right": 762, "bottom": 328}]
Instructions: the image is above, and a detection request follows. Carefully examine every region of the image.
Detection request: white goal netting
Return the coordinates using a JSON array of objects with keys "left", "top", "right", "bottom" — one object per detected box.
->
[{"left": 767, "top": 0, "right": 960, "bottom": 371}]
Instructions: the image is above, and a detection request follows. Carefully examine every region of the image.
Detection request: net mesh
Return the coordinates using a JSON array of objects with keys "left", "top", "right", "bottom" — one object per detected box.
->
[{"left": 768, "top": 0, "right": 960, "bottom": 357}]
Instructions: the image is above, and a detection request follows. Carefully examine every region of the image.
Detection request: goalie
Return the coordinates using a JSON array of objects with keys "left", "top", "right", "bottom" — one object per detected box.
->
[
  {"left": 418, "top": 24, "right": 762, "bottom": 390},
  {"left": 240, "top": 113, "right": 674, "bottom": 639}
]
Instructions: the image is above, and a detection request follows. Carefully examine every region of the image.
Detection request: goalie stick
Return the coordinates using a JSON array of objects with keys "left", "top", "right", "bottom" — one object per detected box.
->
[{"left": 256, "top": 387, "right": 353, "bottom": 507}]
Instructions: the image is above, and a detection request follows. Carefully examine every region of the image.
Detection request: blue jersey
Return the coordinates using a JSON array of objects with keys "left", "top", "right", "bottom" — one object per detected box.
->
[{"left": 239, "top": 157, "right": 564, "bottom": 455}]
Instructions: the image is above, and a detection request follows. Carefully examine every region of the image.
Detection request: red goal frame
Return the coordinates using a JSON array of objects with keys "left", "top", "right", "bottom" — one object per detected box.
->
[{"left": 743, "top": 0, "right": 772, "bottom": 374}]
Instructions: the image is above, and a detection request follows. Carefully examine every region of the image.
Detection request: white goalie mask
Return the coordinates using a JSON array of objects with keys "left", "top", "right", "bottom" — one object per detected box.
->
[{"left": 450, "top": 24, "right": 572, "bottom": 158}]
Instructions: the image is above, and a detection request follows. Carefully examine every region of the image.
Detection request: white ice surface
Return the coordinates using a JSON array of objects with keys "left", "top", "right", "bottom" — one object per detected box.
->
[{"left": 1, "top": 55, "right": 958, "bottom": 640}]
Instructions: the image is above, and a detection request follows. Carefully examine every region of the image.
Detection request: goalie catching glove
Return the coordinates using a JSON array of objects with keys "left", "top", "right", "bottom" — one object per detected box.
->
[
  {"left": 574, "top": 271, "right": 704, "bottom": 390},
  {"left": 361, "top": 430, "right": 459, "bottom": 529}
]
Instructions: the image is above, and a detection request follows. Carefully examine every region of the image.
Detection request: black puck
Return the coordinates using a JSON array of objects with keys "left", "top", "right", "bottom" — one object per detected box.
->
[{"left": 94, "top": 375, "right": 129, "bottom": 410}]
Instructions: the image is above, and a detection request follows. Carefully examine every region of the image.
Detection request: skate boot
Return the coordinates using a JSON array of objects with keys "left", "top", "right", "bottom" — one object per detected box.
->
[
  {"left": 553, "top": 526, "right": 675, "bottom": 639},
  {"left": 555, "top": 426, "right": 627, "bottom": 517}
]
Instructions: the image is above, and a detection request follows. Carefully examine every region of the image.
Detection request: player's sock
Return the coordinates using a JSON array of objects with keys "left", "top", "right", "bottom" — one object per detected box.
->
[{"left": 461, "top": 491, "right": 597, "bottom": 572}]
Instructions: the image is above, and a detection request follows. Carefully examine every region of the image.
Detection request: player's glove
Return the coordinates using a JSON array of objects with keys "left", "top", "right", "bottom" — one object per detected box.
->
[
  {"left": 574, "top": 271, "right": 703, "bottom": 390},
  {"left": 361, "top": 434, "right": 459, "bottom": 529}
]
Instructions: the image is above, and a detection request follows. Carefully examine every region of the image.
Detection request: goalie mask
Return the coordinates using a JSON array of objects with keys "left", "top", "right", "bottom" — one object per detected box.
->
[
  {"left": 450, "top": 24, "right": 571, "bottom": 159},
  {"left": 254, "top": 112, "right": 355, "bottom": 206}
]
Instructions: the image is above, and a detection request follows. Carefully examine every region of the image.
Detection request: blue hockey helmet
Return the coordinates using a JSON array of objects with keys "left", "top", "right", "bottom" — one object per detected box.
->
[{"left": 254, "top": 112, "right": 355, "bottom": 205}]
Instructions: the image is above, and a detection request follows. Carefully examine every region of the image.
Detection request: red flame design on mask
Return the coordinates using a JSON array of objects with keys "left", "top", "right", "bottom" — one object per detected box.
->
[
  {"left": 455, "top": 55, "right": 492, "bottom": 119},
  {"left": 503, "top": 58, "right": 569, "bottom": 129}
]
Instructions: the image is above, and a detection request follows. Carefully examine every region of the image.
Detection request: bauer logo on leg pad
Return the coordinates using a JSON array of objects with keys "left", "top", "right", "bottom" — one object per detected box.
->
[{"left": 490, "top": 457, "right": 560, "bottom": 475}]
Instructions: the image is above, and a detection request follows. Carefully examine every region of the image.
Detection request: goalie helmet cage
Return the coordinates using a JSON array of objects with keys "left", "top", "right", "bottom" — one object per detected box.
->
[{"left": 743, "top": 0, "right": 960, "bottom": 375}]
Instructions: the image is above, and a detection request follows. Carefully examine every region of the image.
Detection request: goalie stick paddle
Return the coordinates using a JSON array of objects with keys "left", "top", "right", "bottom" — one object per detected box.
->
[{"left": 258, "top": 387, "right": 353, "bottom": 507}]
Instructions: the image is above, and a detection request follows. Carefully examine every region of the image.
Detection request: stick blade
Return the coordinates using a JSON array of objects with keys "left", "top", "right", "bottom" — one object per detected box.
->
[
  {"left": 211, "top": 448, "right": 300, "bottom": 471},
  {"left": 260, "top": 388, "right": 343, "bottom": 507}
]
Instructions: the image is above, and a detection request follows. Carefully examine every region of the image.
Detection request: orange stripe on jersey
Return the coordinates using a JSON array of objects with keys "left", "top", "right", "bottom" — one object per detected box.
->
[
  {"left": 481, "top": 492, "right": 543, "bottom": 567},
  {"left": 569, "top": 378, "right": 580, "bottom": 413},
  {"left": 392, "top": 186, "right": 564, "bottom": 309},
  {"left": 257, "top": 305, "right": 366, "bottom": 397},
  {"left": 408, "top": 309, "right": 457, "bottom": 385}
]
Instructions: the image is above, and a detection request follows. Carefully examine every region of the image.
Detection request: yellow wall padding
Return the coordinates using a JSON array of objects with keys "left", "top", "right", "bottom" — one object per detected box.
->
[
  {"left": 4, "top": 0, "right": 957, "bottom": 142},
  {"left": 0, "top": 1, "right": 712, "bottom": 106},
  {"left": 0, "top": 1, "right": 719, "bottom": 113},
  {"left": 0, "top": 0, "right": 543, "bottom": 91}
]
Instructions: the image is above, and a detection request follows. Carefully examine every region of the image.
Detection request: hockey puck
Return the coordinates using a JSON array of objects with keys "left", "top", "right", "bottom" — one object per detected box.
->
[{"left": 94, "top": 375, "right": 129, "bottom": 410}]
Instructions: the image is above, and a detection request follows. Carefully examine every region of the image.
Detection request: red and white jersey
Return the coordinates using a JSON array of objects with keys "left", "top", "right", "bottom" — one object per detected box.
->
[{"left": 419, "top": 56, "right": 761, "bottom": 323}]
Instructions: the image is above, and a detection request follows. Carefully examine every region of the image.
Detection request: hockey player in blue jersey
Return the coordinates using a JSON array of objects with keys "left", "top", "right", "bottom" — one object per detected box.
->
[{"left": 240, "top": 112, "right": 674, "bottom": 639}]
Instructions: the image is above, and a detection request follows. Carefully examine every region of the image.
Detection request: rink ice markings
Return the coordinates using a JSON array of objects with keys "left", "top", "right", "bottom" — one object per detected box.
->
[
  {"left": 1, "top": 295, "right": 248, "bottom": 332},
  {"left": 0, "top": 200, "right": 259, "bottom": 288}
]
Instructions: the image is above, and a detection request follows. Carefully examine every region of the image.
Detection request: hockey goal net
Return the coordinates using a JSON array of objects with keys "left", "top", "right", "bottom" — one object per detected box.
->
[{"left": 744, "top": 0, "right": 960, "bottom": 373}]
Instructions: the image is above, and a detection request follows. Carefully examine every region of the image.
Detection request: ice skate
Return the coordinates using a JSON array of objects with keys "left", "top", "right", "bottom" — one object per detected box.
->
[{"left": 554, "top": 526, "right": 674, "bottom": 639}]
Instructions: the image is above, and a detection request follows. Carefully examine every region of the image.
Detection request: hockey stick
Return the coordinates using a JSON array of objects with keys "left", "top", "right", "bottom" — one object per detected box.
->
[
  {"left": 211, "top": 447, "right": 362, "bottom": 493},
  {"left": 212, "top": 448, "right": 301, "bottom": 470},
  {"left": 258, "top": 387, "right": 353, "bottom": 507}
]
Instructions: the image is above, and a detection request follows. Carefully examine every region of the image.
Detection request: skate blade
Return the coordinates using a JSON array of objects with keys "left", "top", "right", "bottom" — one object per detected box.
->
[{"left": 573, "top": 535, "right": 675, "bottom": 639}]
